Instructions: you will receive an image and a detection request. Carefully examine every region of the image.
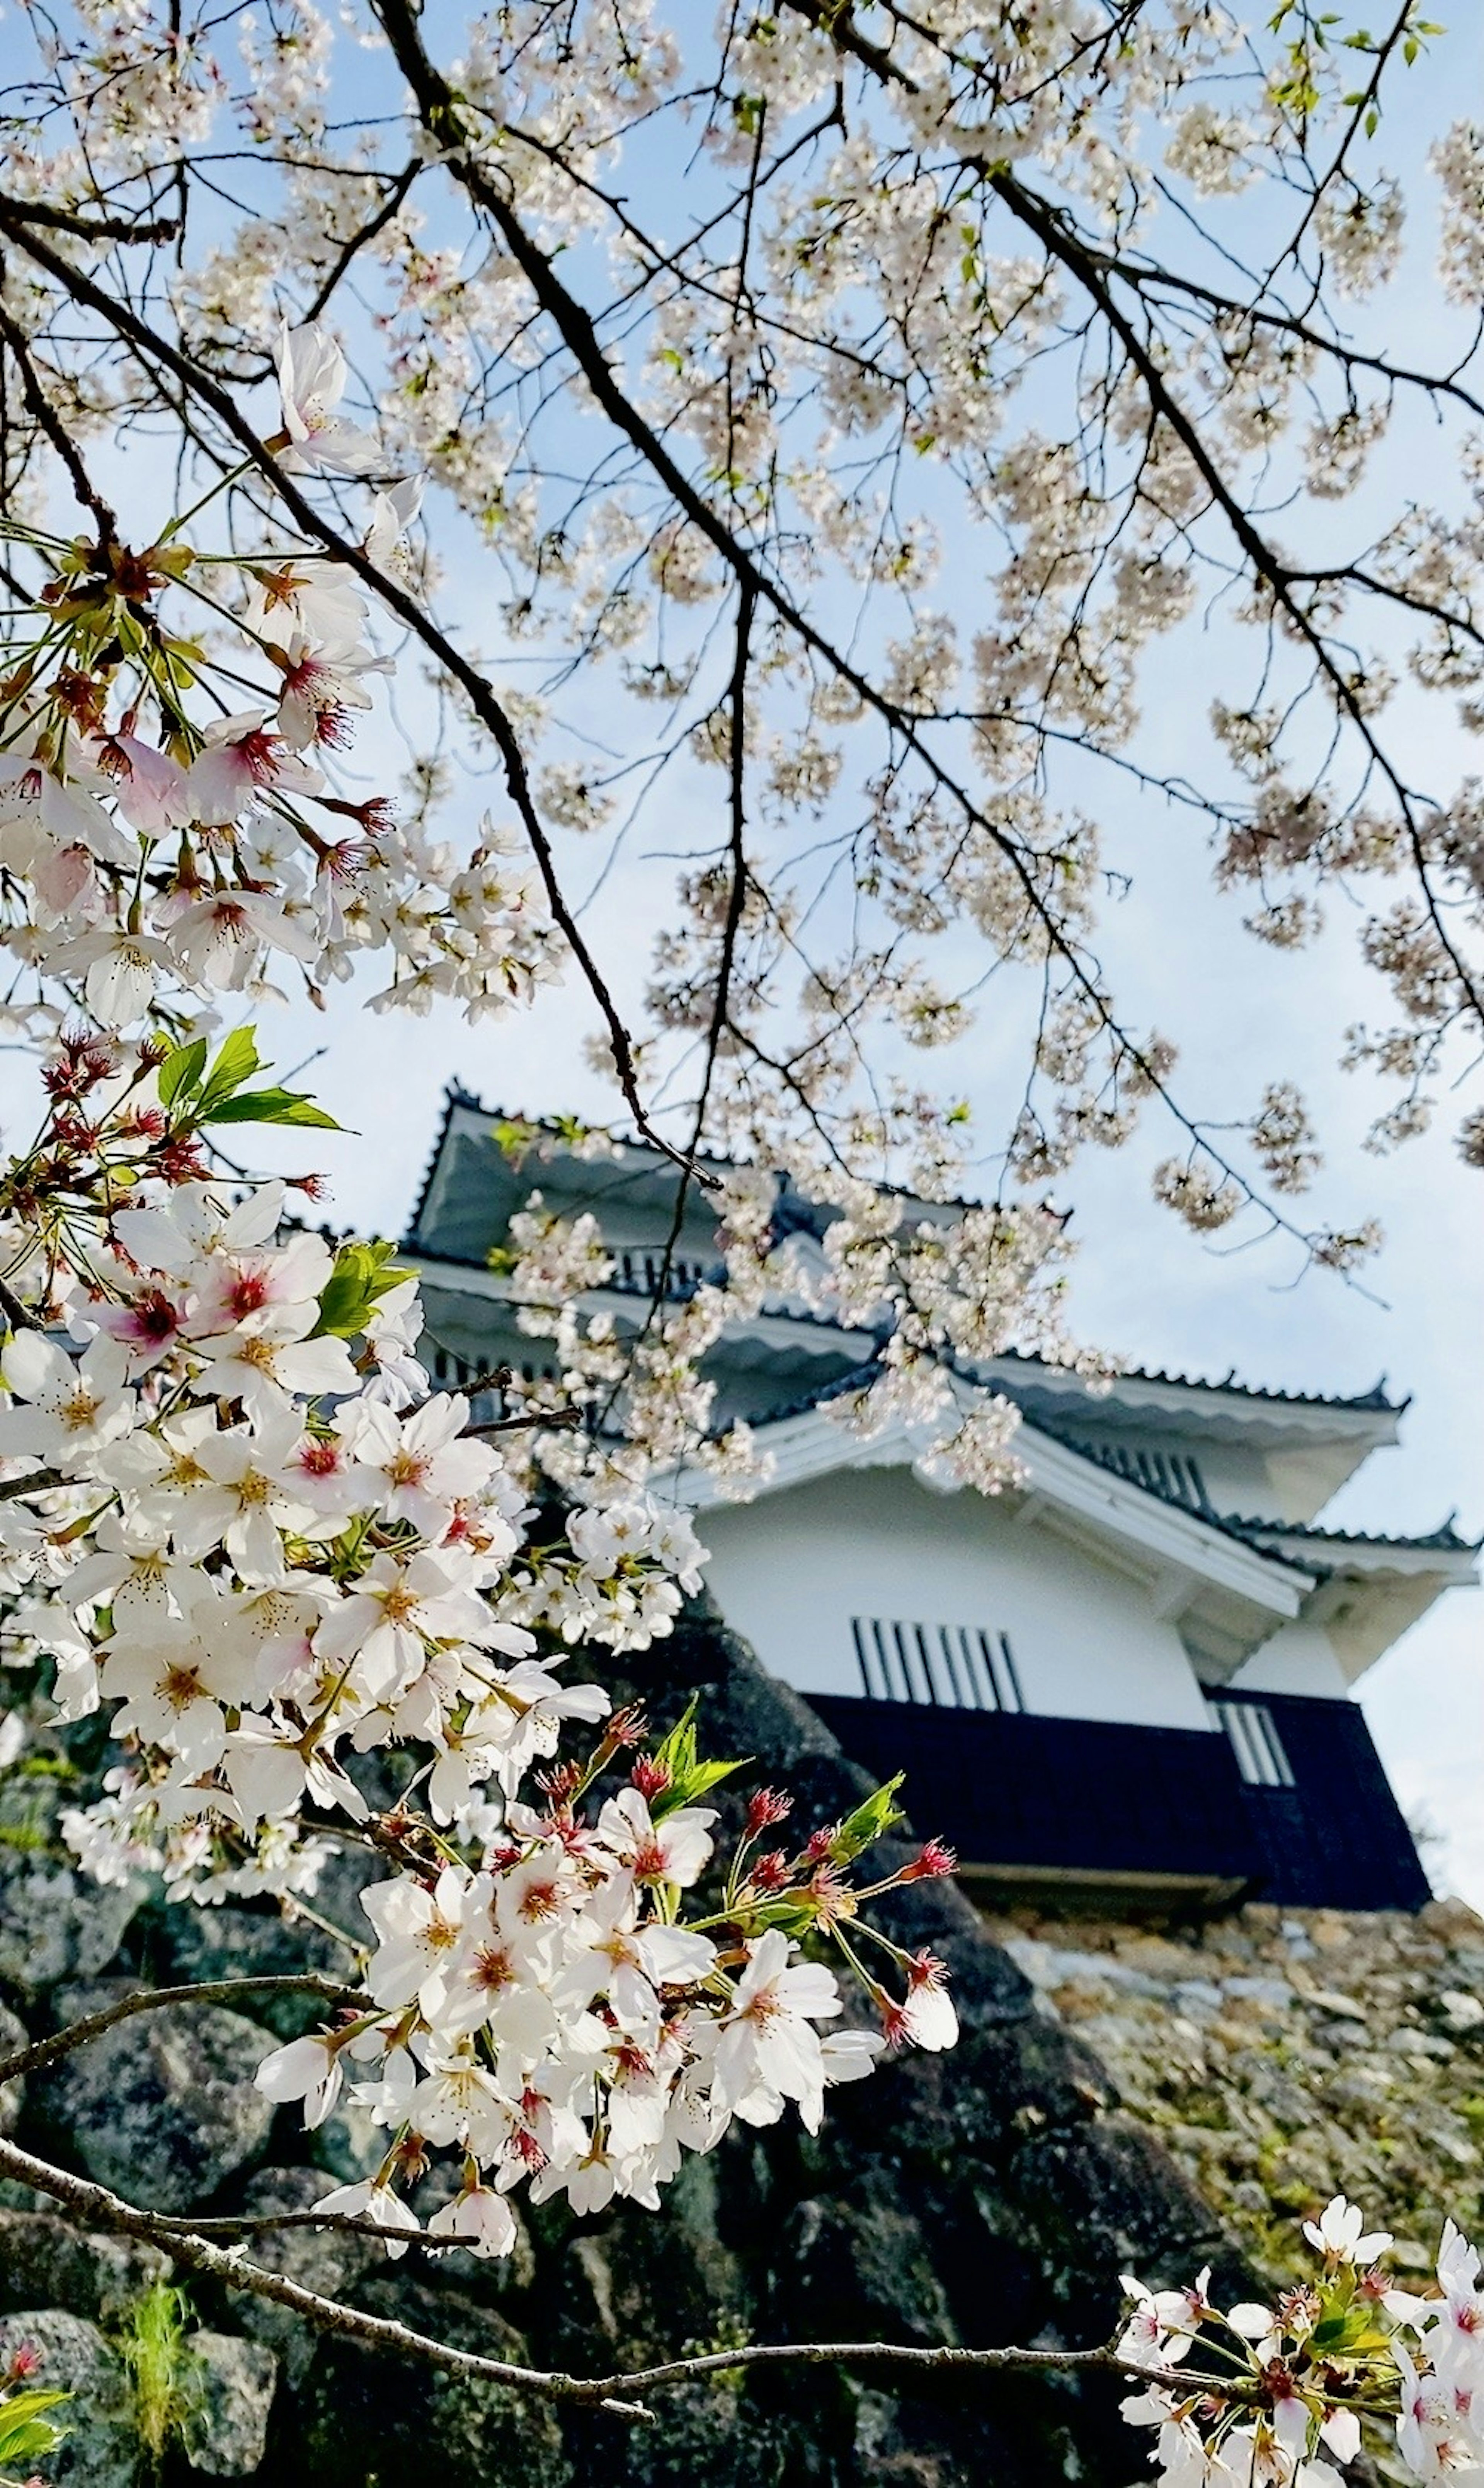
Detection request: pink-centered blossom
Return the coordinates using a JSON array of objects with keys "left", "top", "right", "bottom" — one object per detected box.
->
[{"left": 276, "top": 322, "right": 380, "bottom": 475}]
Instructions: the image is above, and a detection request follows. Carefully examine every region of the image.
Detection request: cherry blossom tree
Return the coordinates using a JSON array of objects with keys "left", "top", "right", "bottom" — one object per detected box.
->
[{"left": 0, "top": 0, "right": 1481, "bottom": 2461}]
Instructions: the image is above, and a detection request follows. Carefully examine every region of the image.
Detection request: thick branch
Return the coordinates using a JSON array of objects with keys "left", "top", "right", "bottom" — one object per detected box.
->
[
  {"left": 0, "top": 2130, "right": 1231, "bottom": 2425},
  {"left": 0, "top": 190, "right": 181, "bottom": 245}
]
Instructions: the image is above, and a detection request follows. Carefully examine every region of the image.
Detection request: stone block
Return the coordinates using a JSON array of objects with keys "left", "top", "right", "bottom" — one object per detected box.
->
[{"left": 0, "top": 2310, "right": 139, "bottom": 2488}]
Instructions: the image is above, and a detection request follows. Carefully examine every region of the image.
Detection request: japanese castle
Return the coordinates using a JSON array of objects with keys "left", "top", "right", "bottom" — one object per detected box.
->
[{"left": 401, "top": 1088, "right": 1478, "bottom": 1915}]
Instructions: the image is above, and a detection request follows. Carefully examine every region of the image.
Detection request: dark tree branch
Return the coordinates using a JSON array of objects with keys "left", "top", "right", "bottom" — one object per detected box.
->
[
  {"left": 0, "top": 294, "right": 118, "bottom": 547},
  {"left": 0, "top": 1975, "right": 363, "bottom": 2086},
  {"left": 0, "top": 189, "right": 181, "bottom": 245}
]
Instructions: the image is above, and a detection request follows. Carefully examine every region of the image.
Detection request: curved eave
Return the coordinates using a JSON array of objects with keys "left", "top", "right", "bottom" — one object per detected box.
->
[
  {"left": 1234, "top": 1527, "right": 1480, "bottom": 1584},
  {"left": 672, "top": 1392, "right": 1314, "bottom": 1681}
]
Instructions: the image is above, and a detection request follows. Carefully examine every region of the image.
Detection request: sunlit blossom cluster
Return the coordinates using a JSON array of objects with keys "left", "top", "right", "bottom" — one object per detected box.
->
[
  {"left": 0, "top": 327, "right": 560, "bottom": 1037},
  {"left": 0, "top": 1026, "right": 960, "bottom": 2244},
  {"left": 1120, "top": 2196, "right": 1484, "bottom": 2488}
]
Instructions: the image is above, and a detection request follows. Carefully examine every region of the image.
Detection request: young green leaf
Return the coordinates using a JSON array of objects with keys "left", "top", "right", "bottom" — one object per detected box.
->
[
  {"left": 0, "top": 2388, "right": 70, "bottom": 2466},
  {"left": 195, "top": 1026, "right": 262, "bottom": 1111},
  {"left": 827, "top": 1775, "right": 906, "bottom": 1864},
  {"left": 200, "top": 1087, "right": 341, "bottom": 1130},
  {"left": 156, "top": 1036, "right": 208, "bottom": 1108},
  {"left": 312, "top": 1239, "right": 408, "bottom": 1338},
  {"left": 647, "top": 1697, "right": 749, "bottom": 1817}
]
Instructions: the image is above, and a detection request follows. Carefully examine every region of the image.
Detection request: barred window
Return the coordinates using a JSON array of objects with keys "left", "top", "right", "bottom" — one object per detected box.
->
[
  {"left": 851, "top": 1618, "right": 1024, "bottom": 1712},
  {"left": 615, "top": 1249, "right": 707, "bottom": 1296},
  {"left": 1211, "top": 1699, "right": 1294, "bottom": 1789}
]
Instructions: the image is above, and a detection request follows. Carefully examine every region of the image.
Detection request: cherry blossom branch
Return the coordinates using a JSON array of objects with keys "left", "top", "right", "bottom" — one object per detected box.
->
[
  {"left": 0, "top": 206, "right": 691, "bottom": 1181},
  {"left": 365, "top": 0, "right": 1358, "bottom": 1260},
  {"left": 302, "top": 164, "right": 421, "bottom": 324},
  {"left": 0, "top": 1976, "right": 364, "bottom": 2087},
  {"left": 770, "top": 0, "right": 1483, "bottom": 1043},
  {"left": 984, "top": 166, "right": 1484, "bottom": 1035}
]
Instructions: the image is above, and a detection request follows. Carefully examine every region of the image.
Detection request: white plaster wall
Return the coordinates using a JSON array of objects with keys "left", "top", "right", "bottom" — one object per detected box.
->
[
  {"left": 699, "top": 1467, "right": 1218, "bottom": 1731},
  {"left": 1226, "top": 1622, "right": 1349, "bottom": 1699}
]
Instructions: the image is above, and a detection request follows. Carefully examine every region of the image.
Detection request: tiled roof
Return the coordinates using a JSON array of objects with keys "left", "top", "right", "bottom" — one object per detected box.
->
[
  {"left": 403, "top": 1084, "right": 465, "bottom": 1247},
  {"left": 732, "top": 1374, "right": 1472, "bottom": 1574},
  {"left": 1058, "top": 1431, "right": 1474, "bottom": 1564},
  {"left": 995, "top": 1346, "right": 1402, "bottom": 1418},
  {"left": 403, "top": 1093, "right": 1405, "bottom": 1421},
  {"left": 1225, "top": 1513, "right": 1481, "bottom": 1558}
]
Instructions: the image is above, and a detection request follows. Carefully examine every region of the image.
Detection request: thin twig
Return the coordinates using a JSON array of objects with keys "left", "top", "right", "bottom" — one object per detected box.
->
[
  {"left": 0, "top": 295, "right": 118, "bottom": 547},
  {"left": 0, "top": 1973, "right": 362, "bottom": 2086}
]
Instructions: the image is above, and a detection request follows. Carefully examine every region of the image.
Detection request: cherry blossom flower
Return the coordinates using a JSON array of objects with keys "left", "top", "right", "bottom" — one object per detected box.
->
[
  {"left": 99, "top": 1590, "right": 255, "bottom": 1768},
  {"left": 713, "top": 1929, "right": 842, "bottom": 2127},
  {"left": 276, "top": 321, "right": 380, "bottom": 476},
  {"left": 1304, "top": 2197, "right": 1394, "bottom": 2266},
  {"left": 427, "top": 2180, "right": 518, "bottom": 2259},
  {"left": 66, "top": 929, "right": 179, "bottom": 1027},
  {"left": 189, "top": 1327, "right": 358, "bottom": 1424},
  {"left": 0, "top": 1333, "right": 135, "bottom": 1471},
  {"left": 254, "top": 2032, "right": 346, "bottom": 2127},
  {"left": 594, "top": 1785, "right": 715, "bottom": 1888},
  {"left": 342, "top": 1393, "right": 504, "bottom": 1541},
  {"left": 312, "top": 1549, "right": 498, "bottom": 1701},
  {"left": 313, "top": 2179, "right": 420, "bottom": 2258},
  {"left": 185, "top": 712, "right": 322, "bottom": 825}
]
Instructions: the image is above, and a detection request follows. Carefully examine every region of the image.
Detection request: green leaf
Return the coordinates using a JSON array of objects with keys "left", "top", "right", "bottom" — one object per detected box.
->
[
  {"left": 201, "top": 1087, "right": 342, "bottom": 1130},
  {"left": 0, "top": 2388, "right": 70, "bottom": 2466},
  {"left": 827, "top": 1775, "right": 906, "bottom": 1864},
  {"left": 196, "top": 1026, "right": 262, "bottom": 1111},
  {"left": 647, "top": 1698, "right": 748, "bottom": 1818},
  {"left": 157, "top": 1036, "right": 208, "bottom": 1108},
  {"left": 312, "top": 1239, "right": 408, "bottom": 1339},
  {"left": 738, "top": 1896, "right": 817, "bottom": 1938},
  {"left": 491, "top": 1118, "right": 541, "bottom": 1164}
]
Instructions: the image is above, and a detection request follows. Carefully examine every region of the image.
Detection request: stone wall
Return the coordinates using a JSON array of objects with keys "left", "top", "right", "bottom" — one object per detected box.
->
[
  {"left": 0, "top": 1602, "right": 1353, "bottom": 2488},
  {"left": 981, "top": 1892, "right": 1484, "bottom": 2290}
]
